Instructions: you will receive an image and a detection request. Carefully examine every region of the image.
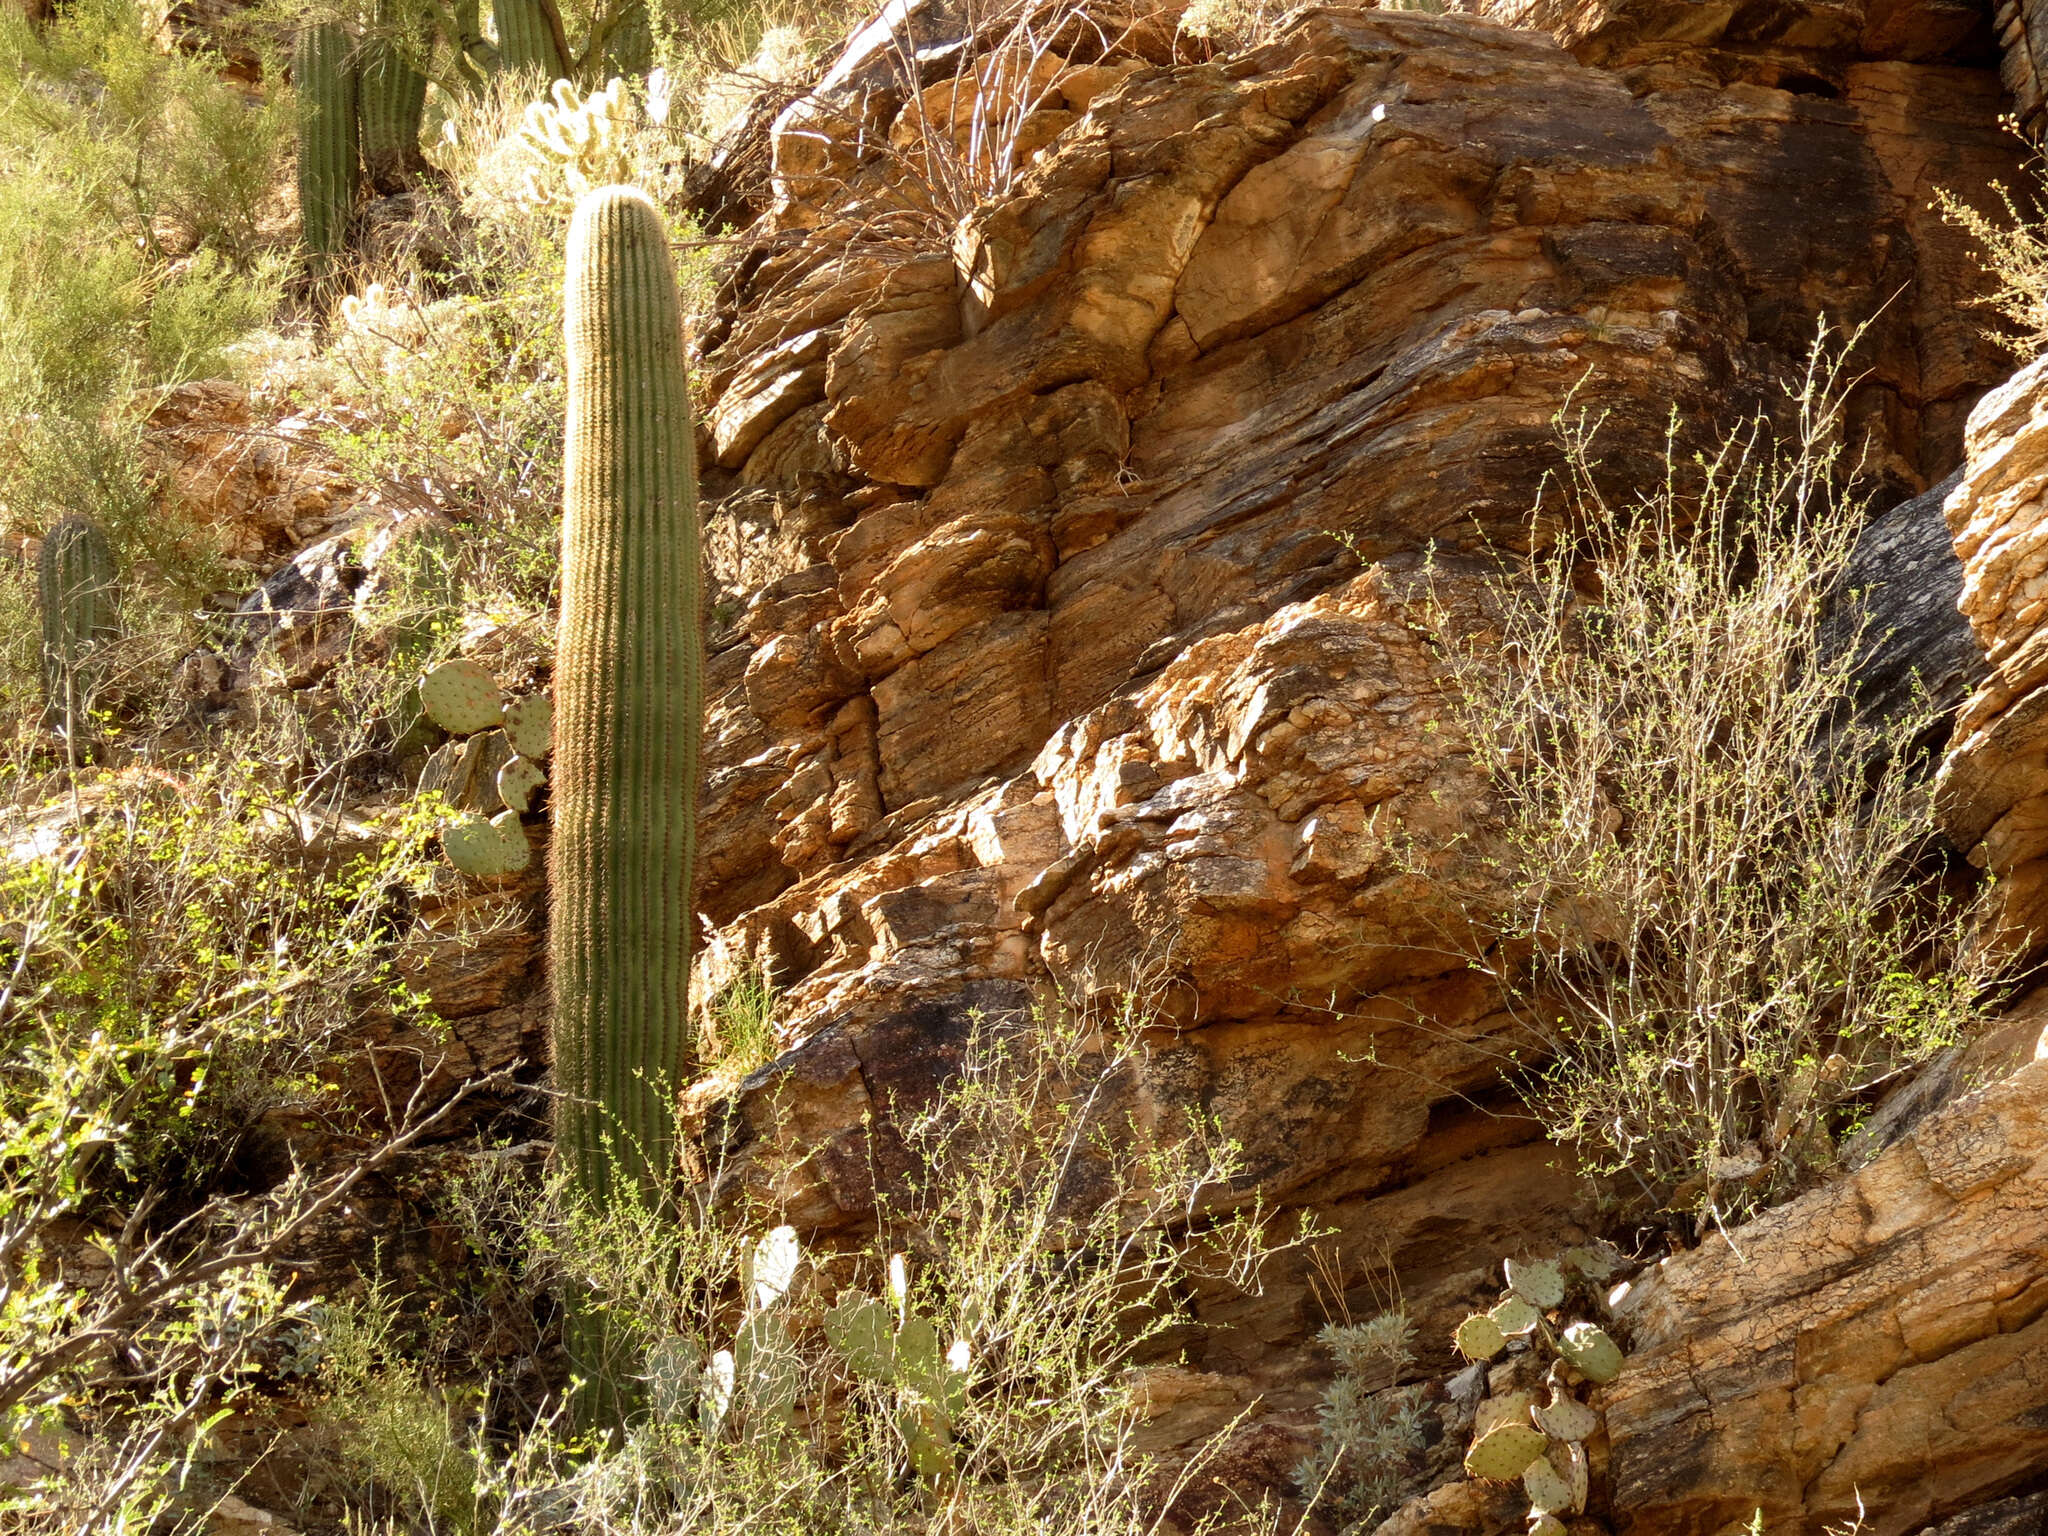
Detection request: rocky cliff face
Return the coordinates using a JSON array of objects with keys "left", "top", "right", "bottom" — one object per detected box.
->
[{"left": 683, "top": 0, "right": 2021, "bottom": 1390}]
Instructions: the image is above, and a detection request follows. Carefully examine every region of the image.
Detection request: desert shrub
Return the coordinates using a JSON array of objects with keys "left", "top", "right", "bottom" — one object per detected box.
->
[
  {"left": 6, "top": 0, "right": 292, "bottom": 264},
  {"left": 1938, "top": 159, "right": 2048, "bottom": 359},
  {"left": 698, "top": 960, "right": 779, "bottom": 1077},
  {"left": 0, "top": 0, "right": 288, "bottom": 612},
  {"left": 1292, "top": 1312, "right": 1426, "bottom": 1531},
  {"left": 0, "top": 757, "right": 472, "bottom": 1526},
  {"left": 1424, "top": 334, "right": 2003, "bottom": 1229},
  {"left": 307, "top": 1002, "right": 1296, "bottom": 1535}
]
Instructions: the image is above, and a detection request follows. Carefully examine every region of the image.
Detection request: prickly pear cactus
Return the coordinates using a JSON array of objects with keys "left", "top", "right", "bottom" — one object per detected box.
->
[
  {"left": 358, "top": 0, "right": 428, "bottom": 193},
  {"left": 1490, "top": 1296, "right": 1540, "bottom": 1336},
  {"left": 497, "top": 755, "right": 547, "bottom": 813},
  {"left": 420, "top": 659, "right": 505, "bottom": 734},
  {"left": 1454, "top": 1249, "right": 1629, "bottom": 1525},
  {"left": 822, "top": 1254, "right": 972, "bottom": 1482},
  {"left": 502, "top": 692, "right": 553, "bottom": 757},
  {"left": 294, "top": 22, "right": 360, "bottom": 280},
  {"left": 38, "top": 516, "right": 117, "bottom": 721},
  {"left": 1523, "top": 1452, "right": 1573, "bottom": 1514},
  {"left": 1464, "top": 1422, "right": 1546, "bottom": 1482},
  {"left": 1454, "top": 1312, "right": 1506, "bottom": 1362},
  {"left": 1559, "top": 1322, "right": 1624, "bottom": 1384},
  {"left": 1532, "top": 1387, "right": 1598, "bottom": 1443},
  {"left": 443, "top": 811, "right": 529, "bottom": 877},
  {"left": 1505, "top": 1258, "right": 1565, "bottom": 1309}
]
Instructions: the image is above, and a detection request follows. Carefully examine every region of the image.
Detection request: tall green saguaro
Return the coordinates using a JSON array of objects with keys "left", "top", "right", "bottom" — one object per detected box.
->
[
  {"left": 493, "top": 0, "right": 567, "bottom": 80},
  {"left": 38, "top": 516, "right": 118, "bottom": 764},
  {"left": 552, "top": 185, "right": 702, "bottom": 1410},
  {"left": 294, "top": 22, "right": 360, "bottom": 280},
  {"left": 358, "top": 0, "right": 429, "bottom": 194}
]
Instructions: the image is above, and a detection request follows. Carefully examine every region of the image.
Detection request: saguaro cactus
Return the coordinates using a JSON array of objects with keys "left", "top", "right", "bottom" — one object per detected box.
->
[
  {"left": 553, "top": 186, "right": 700, "bottom": 1214},
  {"left": 294, "top": 22, "right": 361, "bottom": 278},
  {"left": 552, "top": 183, "right": 700, "bottom": 1415},
  {"left": 38, "top": 516, "right": 118, "bottom": 758},
  {"left": 358, "top": 2, "right": 429, "bottom": 194},
  {"left": 492, "top": 0, "right": 566, "bottom": 79}
]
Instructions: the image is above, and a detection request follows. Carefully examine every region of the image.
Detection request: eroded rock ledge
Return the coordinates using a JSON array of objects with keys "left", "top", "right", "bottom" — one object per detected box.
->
[{"left": 1606, "top": 1054, "right": 2048, "bottom": 1535}]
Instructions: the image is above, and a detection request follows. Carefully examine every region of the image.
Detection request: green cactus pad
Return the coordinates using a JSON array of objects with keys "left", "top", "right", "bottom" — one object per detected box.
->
[
  {"left": 489, "top": 809, "right": 531, "bottom": 871},
  {"left": 642, "top": 1336, "right": 697, "bottom": 1426},
  {"left": 1491, "top": 1296, "right": 1541, "bottom": 1335},
  {"left": 1454, "top": 1313, "right": 1507, "bottom": 1361},
  {"left": 497, "top": 755, "right": 547, "bottom": 813},
  {"left": 1562, "top": 1244, "right": 1620, "bottom": 1281},
  {"left": 825, "top": 1295, "right": 896, "bottom": 1382},
  {"left": 1463, "top": 1422, "right": 1546, "bottom": 1482},
  {"left": 1524, "top": 1451, "right": 1573, "bottom": 1514},
  {"left": 420, "top": 658, "right": 505, "bottom": 734},
  {"left": 443, "top": 813, "right": 522, "bottom": 877},
  {"left": 1505, "top": 1257, "right": 1566, "bottom": 1309},
  {"left": 1564, "top": 1440, "right": 1589, "bottom": 1511},
  {"left": 1529, "top": 1517, "right": 1567, "bottom": 1536},
  {"left": 744, "top": 1226, "right": 801, "bottom": 1311},
  {"left": 503, "top": 693, "right": 554, "bottom": 757},
  {"left": 1474, "top": 1390, "right": 1534, "bottom": 1441},
  {"left": 1560, "top": 1321, "right": 1624, "bottom": 1383},
  {"left": 1532, "top": 1387, "right": 1598, "bottom": 1442},
  {"left": 896, "top": 1316, "right": 945, "bottom": 1391},
  {"left": 899, "top": 1408, "right": 956, "bottom": 1479}
]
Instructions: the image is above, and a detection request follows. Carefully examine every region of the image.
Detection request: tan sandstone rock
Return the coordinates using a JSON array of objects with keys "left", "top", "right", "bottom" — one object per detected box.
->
[
  {"left": 1939, "top": 356, "right": 2048, "bottom": 951},
  {"left": 688, "top": 0, "right": 2017, "bottom": 1353},
  {"left": 1605, "top": 1056, "right": 2048, "bottom": 1534}
]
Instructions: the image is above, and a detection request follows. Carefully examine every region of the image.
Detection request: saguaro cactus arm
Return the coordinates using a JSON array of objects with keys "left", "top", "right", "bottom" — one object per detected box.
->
[{"left": 358, "top": 1, "right": 430, "bottom": 195}]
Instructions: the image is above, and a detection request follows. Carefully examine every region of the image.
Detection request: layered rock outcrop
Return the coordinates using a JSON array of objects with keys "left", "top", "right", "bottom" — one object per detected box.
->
[
  {"left": 1940, "top": 356, "right": 2048, "bottom": 950},
  {"left": 1606, "top": 1053, "right": 2048, "bottom": 1535},
  {"left": 686, "top": 0, "right": 2019, "bottom": 1360}
]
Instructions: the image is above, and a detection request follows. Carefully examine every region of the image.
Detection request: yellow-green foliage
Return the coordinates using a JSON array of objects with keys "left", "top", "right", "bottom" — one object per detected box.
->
[
  {"left": 1938, "top": 168, "right": 2048, "bottom": 358},
  {"left": 0, "top": 0, "right": 287, "bottom": 599},
  {"left": 376, "top": 1003, "right": 1302, "bottom": 1534},
  {"left": 0, "top": 760, "right": 445, "bottom": 1455}
]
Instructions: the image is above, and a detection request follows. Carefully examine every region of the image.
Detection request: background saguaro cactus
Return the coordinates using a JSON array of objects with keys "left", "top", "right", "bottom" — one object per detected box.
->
[
  {"left": 492, "top": 0, "right": 568, "bottom": 80},
  {"left": 38, "top": 515, "right": 118, "bottom": 758},
  {"left": 294, "top": 21, "right": 360, "bottom": 278},
  {"left": 357, "top": 3, "right": 429, "bottom": 194},
  {"left": 551, "top": 184, "right": 701, "bottom": 1409}
]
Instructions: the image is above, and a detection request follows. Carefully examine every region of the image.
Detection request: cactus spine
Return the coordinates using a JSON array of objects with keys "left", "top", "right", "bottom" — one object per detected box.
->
[
  {"left": 492, "top": 0, "right": 566, "bottom": 79},
  {"left": 38, "top": 517, "right": 118, "bottom": 758},
  {"left": 294, "top": 22, "right": 361, "bottom": 279},
  {"left": 552, "top": 186, "right": 701, "bottom": 1407},
  {"left": 358, "top": 2, "right": 429, "bottom": 194}
]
